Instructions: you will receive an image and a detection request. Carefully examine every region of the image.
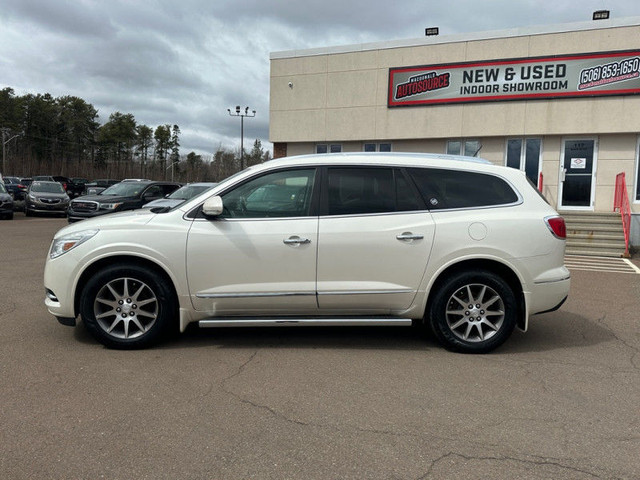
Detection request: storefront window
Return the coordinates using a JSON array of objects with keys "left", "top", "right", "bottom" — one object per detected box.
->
[
  {"left": 363, "top": 143, "right": 392, "bottom": 152},
  {"left": 505, "top": 138, "right": 542, "bottom": 187},
  {"left": 447, "top": 140, "right": 481, "bottom": 157},
  {"left": 316, "top": 144, "right": 342, "bottom": 154},
  {"left": 636, "top": 137, "right": 640, "bottom": 202}
]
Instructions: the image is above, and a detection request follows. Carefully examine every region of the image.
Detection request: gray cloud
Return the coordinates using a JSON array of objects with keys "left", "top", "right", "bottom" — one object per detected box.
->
[{"left": 1, "top": 0, "right": 639, "bottom": 156}]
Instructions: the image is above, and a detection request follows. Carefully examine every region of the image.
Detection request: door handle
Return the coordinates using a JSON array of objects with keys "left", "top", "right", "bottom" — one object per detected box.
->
[
  {"left": 396, "top": 232, "right": 424, "bottom": 241},
  {"left": 283, "top": 236, "right": 311, "bottom": 245}
]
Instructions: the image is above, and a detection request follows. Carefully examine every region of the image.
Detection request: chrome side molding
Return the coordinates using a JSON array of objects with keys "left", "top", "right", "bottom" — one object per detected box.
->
[{"left": 198, "top": 317, "right": 413, "bottom": 328}]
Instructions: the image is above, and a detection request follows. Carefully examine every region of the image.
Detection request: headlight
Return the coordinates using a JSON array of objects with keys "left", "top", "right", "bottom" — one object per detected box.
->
[
  {"left": 49, "top": 229, "right": 99, "bottom": 259},
  {"left": 28, "top": 194, "right": 36, "bottom": 201},
  {"left": 100, "top": 202, "right": 122, "bottom": 210}
]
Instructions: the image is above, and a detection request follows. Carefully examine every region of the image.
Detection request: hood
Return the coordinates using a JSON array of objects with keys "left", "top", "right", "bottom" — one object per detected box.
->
[
  {"left": 31, "top": 192, "right": 69, "bottom": 199},
  {"left": 53, "top": 208, "right": 157, "bottom": 239},
  {"left": 73, "top": 194, "right": 132, "bottom": 203}
]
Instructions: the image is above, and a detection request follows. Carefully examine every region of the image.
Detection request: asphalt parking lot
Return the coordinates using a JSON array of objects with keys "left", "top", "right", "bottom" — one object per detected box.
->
[{"left": 1, "top": 213, "right": 639, "bottom": 479}]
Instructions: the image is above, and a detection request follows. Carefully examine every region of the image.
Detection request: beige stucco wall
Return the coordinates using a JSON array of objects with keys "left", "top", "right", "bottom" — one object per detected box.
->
[
  {"left": 271, "top": 22, "right": 640, "bottom": 143},
  {"left": 270, "top": 20, "right": 640, "bottom": 213}
]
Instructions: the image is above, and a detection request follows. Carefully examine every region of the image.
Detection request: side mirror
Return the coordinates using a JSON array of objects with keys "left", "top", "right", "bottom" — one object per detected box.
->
[{"left": 202, "top": 195, "right": 223, "bottom": 217}]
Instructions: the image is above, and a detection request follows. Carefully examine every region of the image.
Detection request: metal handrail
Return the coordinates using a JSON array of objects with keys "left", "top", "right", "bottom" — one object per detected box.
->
[{"left": 613, "top": 172, "right": 631, "bottom": 257}]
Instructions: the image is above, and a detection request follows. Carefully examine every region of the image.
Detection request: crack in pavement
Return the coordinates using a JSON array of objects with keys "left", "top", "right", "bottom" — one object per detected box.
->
[
  {"left": 595, "top": 314, "right": 640, "bottom": 371},
  {"left": 416, "top": 451, "right": 617, "bottom": 480}
]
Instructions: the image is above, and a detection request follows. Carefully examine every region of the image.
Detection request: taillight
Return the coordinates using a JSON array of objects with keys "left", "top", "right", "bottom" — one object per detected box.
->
[{"left": 545, "top": 216, "right": 566, "bottom": 239}]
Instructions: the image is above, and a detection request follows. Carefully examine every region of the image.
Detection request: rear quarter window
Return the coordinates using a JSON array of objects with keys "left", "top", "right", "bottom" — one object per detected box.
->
[{"left": 408, "top": 168, "right": 519, "bottom": 209}]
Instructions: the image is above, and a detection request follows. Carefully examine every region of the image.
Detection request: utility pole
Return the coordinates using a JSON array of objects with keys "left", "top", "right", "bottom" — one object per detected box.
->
[{"left": 227, "top": 106, "right": 256, "bottom": 170}]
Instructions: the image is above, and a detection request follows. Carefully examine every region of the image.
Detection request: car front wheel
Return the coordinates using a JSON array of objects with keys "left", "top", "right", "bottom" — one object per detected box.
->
[
  {"left": 79, "top": 264, "right": 177, "bottom": 349},
  {"left": 428, "top": 270, "right": 517, "bottom": 353}
]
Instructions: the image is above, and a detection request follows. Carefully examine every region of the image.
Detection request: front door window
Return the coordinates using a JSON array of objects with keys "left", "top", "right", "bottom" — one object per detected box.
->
[{"left": 560, "top": 139, "right": 596, "bottom": 209}]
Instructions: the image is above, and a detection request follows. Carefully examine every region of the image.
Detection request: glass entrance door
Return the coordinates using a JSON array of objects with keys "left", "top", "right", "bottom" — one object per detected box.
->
[{"left": 559, "top": 139, "right": 596, "bottom": 209}]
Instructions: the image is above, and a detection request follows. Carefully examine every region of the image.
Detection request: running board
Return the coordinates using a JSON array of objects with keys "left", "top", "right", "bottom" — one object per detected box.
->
[{"left": 198, "top": 317, "right": 413, "bottom": 328}]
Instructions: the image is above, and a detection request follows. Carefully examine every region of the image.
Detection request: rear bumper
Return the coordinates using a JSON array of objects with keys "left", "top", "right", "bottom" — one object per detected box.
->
[{"left": 529, "top": 274, "right": 571, "bottom": 315}]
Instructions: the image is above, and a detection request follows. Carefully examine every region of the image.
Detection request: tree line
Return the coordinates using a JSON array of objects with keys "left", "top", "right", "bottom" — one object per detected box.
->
[{"left": 0, "top": 87, "right": 270, "bottom": 182}]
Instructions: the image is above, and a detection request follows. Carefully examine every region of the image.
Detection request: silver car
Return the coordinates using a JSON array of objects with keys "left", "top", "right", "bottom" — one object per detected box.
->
[{"left": 143, "top": 182, "right": 218, "bottom": 209}]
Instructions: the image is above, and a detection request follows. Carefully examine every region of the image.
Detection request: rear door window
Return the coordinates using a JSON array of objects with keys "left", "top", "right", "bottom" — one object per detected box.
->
[
  {"left": 408, "top": 168, "right": 519, "bottom": 209},
  {"left": 325, "top": 167, "right": 424, "bottom": 216}
]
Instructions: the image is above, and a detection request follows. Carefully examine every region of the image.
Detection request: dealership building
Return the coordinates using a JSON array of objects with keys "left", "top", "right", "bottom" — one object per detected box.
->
[{"left": 269, "top": 16, "right": 640, "bottom": 251}]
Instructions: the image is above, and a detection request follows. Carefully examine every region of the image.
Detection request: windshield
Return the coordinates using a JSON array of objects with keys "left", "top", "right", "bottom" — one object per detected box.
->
[
  {"left": 168, "top": 184, "right": 215, "bottom": 200},
  {"left": 101, "top": 182, "right": 145, "bottom": 196},
  {"left": 31, "top": 182, "right": 65, "bottom": 194}
]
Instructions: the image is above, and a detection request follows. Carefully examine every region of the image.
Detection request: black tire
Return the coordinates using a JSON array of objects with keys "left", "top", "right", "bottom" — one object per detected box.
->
[
  {"left": 7, "top": 212, "right": 14, "bottom": 220},
  {"left": 428, "top": 270, "right": 517, "bottom": 353},
  {"left": 79, "top": 263, "right": 177, "bottom": 349}
]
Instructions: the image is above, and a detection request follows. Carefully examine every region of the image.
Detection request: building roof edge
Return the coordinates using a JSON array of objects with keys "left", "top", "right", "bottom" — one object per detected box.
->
[{"left": 270, "top": 16, "right": 640, "bottom": 60}]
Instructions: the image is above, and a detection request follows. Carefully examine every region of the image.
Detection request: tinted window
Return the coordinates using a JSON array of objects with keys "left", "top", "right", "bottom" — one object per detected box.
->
[
  {"left": 409, "top": 168, "right": 518, "bottom": 209},
  {"left": 222, "top": 169, "right": 316, "bottom": 218},
  {"left": 101, "top": 183, "right": 144, "bottom": 196},
  {"left": 396, "top": 172, "right": 423, "bottom": 211}
]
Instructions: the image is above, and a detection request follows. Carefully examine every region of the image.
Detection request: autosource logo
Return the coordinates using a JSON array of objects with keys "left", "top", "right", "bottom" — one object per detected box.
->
[{"left": 395, "top": 71, "right": 450, "bottom": 100}]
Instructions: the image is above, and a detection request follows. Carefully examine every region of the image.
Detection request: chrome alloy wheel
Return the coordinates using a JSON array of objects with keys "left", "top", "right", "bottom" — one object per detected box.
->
[
  {"left": 93, "top": 277, "right": 158, "bottom": 340},
  {"left": 445, "top": 283, "right": 505, "bottom": 343}
]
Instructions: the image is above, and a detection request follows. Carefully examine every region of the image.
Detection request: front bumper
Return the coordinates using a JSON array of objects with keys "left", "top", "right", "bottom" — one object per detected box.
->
[{"left": 26, "top": 199, "right": 68, "bottom": 214}]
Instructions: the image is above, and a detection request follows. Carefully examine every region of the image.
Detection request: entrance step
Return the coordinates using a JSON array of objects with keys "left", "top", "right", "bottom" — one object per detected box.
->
[{"left": 562, "top": 212, "right": 627, "bottom": 257}]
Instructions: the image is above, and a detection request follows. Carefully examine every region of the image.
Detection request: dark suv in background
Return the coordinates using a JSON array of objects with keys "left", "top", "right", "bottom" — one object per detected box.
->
[
  {"left": 67, "top": 178, "right": 89, "bottom": 198},
  {"left": 83, "top": 179, "right": 120, "bottom": 195},
  {"left": 67, "top": 180, "right": 181, "bottom": 222}
]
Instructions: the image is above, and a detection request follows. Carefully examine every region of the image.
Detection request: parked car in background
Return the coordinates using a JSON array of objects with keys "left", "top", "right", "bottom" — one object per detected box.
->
[
  {"left": 33, "top": 175, "right": 55, "bottom": 182},
  {"left": 2, "top": 176, "right": 28, "bottom": 200},
  {"left": 20, "top": 178, "right": 33, "bottom": 187},
  {"left": 52, "top": 176, "right": 72, "bottom": 193},
  {"left": 83, "top": 179, "right": 120, "bottom": 195},
  {"left": 45, "top": 153, "right": 569, "bottom": 352},
  {"left": 0, "top": 182, "right": 14, "bottom": 219},
  {"left": 143, "top": 182, "right": 218, "bottom": 209},
  {"left": 67, "top": 178, "right": 89, "bottom": 198},
  {"left": 68, "top": 180, "right": 181, "bottom": 222},
  {"left": 24, "top": 180, "right": 70, "bottom": 217}
]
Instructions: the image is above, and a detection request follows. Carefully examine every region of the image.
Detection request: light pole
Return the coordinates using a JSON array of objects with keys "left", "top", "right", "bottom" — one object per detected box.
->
[
  {"left": 165, "top": 161, "right": 180, "bottom": 182},
  {"left": 227, "top": 106, "right": 256, "bottom": 170},
  {"left": 1, "top": 128, "right": 20, "bottom": 175}
]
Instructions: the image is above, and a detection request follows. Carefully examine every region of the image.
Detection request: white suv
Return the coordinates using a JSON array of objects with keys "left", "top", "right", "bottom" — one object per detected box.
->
[{"left": 44, "top": 153, "right": 570, "bottom": 353}]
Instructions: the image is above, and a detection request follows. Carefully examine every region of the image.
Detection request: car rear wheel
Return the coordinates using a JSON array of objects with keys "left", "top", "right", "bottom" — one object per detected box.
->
[
  {"left": 428, "top": 270, "right": 517, "bottom": 353},
  {"left": 79, "top": 264, "right": 177, "bottom": 349}
]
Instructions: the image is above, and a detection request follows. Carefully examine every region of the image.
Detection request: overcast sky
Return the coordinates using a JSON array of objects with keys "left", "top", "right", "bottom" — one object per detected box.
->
[{"left": 1, "top": 0, "right": 639, "bottom": 157}]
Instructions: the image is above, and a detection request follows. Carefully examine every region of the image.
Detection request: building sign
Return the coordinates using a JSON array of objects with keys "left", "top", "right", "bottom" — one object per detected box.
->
[{"left": 388, "top": 50, "right": 640, "bottom": 107}]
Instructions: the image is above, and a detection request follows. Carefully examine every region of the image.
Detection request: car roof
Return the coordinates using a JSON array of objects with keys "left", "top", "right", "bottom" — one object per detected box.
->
[{"left": 245, "top": 152, "right": 520, "bottom": 179}]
